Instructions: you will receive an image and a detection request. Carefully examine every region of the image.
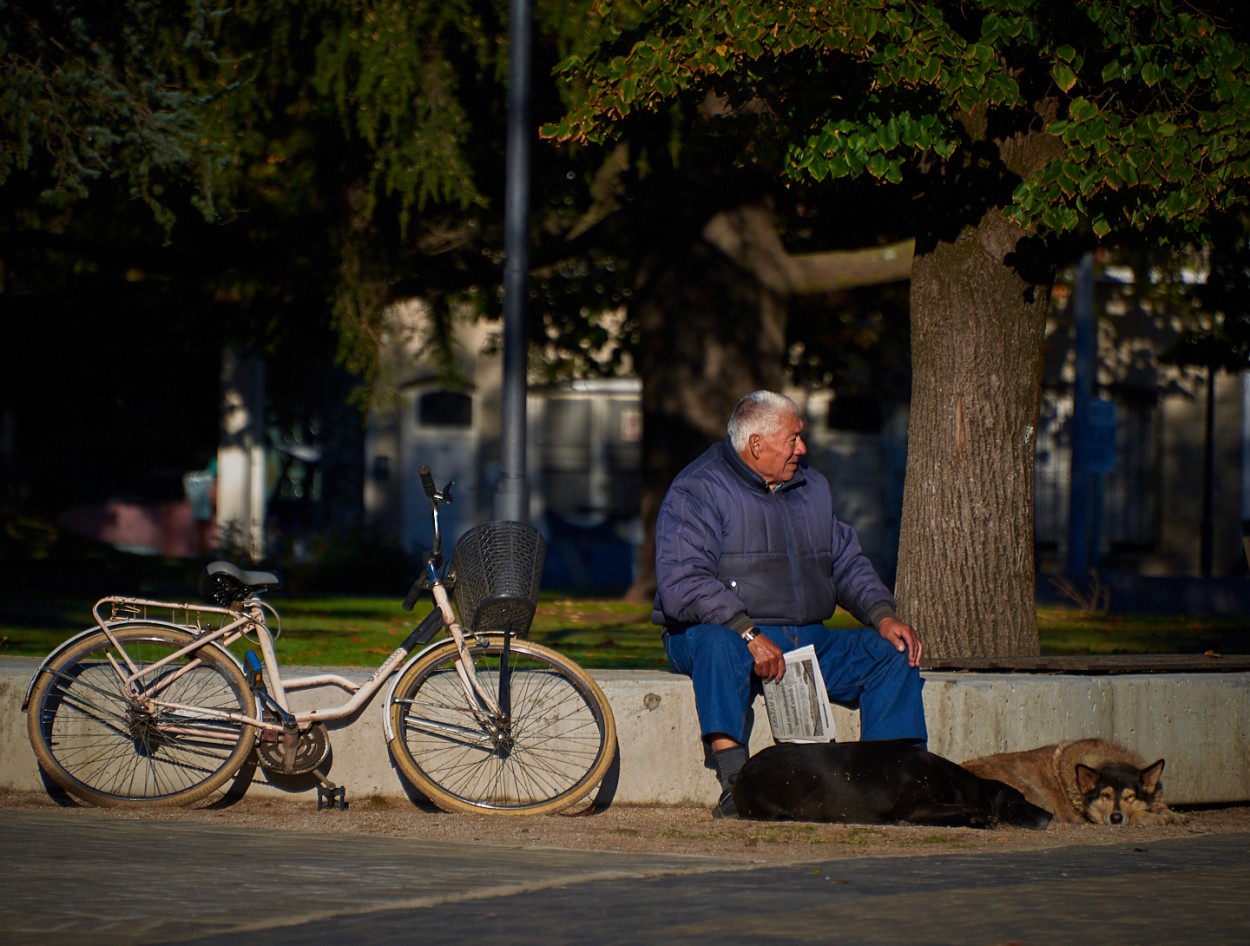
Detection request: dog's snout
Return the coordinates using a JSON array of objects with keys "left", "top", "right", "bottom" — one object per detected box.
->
[{"left": 1110, "top": 811, "right": 1124, "bottom": 825}]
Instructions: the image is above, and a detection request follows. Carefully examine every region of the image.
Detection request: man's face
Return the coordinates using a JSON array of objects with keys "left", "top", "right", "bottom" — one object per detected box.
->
[{"left": 743, "top": 411, "right": 807, "bottom": 486}]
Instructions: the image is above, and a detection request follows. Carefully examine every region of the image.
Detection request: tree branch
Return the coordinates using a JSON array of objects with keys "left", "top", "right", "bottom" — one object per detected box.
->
[{"left": 701, "top": 201, "right": 914, "bottom": 295}]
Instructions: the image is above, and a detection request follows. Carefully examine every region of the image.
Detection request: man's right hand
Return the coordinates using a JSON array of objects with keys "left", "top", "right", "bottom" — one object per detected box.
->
[{"left": 747, "top": 633, "right": 786, "bottom": 683}]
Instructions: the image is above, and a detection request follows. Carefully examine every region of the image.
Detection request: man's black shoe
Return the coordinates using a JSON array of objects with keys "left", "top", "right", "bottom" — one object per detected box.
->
[{"left": 711, "top": 789, "right": 738, "bottom": 819}]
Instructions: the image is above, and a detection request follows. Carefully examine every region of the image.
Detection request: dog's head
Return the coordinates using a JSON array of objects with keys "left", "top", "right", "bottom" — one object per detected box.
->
[
  {"left": 1075, "top": 758, "right": 1166, "bottom": 826},
  {"left": 984, "top": 778, "right": 1053, "bottom": 830}
]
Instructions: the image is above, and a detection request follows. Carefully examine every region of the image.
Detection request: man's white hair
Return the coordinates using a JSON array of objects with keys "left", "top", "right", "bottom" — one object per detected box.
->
[{"left": 727, "top": 391, "right": 799, "bottom": 452}]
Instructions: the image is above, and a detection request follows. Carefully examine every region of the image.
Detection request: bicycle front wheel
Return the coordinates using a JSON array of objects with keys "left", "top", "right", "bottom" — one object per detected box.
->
[
  {"left": 27, "top": 625, "right": 257, "bottom": 807},
  {"left": 387, "top": 636, "right": 616, "bottom": 814}
]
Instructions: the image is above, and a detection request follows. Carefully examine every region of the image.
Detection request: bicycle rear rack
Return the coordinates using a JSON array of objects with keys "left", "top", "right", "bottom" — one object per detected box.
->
[{"left": 94, "top": 597, "right": 243, "bottom": 636}]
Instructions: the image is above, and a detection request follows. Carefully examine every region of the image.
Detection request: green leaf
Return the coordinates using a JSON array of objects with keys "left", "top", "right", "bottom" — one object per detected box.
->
[
  {"left": 1101, "top": 60, "right": 1124, "bottom": 83},
  {"left": 1068, "top": 97, "right": 1097, "bottom": 122},
  {"left": 1052, "top": 63, "right": 1077, "bottom": 93},
  {"left": 619, "top": 74, "right": 638, "bottom": 105}
]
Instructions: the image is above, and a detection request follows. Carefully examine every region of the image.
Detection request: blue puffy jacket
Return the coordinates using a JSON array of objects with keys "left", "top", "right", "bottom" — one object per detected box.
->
[{"left": 650, "top": 439, "right": 897, "bottom": 634}]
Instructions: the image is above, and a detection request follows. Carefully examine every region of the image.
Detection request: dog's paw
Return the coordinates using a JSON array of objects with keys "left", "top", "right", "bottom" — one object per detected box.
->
[{"left": 1128, "top": 803, "right": 1185, "bottom": 826}]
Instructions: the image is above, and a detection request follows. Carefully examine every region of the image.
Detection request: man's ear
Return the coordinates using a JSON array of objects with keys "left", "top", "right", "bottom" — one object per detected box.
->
[{"left": 749, "top": 434, "right": 761, "bottom": 457}]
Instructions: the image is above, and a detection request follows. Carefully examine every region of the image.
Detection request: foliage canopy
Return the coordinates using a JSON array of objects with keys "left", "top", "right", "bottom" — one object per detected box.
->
[{"left": 547, "top": 0, "right": 1250, "bottom": 244}]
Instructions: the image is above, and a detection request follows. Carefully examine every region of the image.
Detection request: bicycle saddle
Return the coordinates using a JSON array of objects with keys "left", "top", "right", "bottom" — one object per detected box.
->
[{"left": 201, "top": 561, "right": 284, "bottom": 606}]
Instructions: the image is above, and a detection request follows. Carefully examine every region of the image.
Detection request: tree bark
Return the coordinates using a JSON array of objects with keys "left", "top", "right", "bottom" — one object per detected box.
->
[{"left": 895, "top": 208, "right": 1050, "bottom": 657}]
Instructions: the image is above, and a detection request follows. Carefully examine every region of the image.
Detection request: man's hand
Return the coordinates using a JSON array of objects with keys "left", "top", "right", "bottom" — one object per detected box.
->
[
  {"left": 747, "top": 634, "right": 786, "bottom": 683},
  {"left": 878, "top": 616, "right": 923, "bottom": 667}
]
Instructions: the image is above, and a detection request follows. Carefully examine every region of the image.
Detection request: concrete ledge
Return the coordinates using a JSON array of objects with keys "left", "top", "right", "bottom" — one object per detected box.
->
[{"left": 4, "top": 658, "right": 1247, "bottom": 806}]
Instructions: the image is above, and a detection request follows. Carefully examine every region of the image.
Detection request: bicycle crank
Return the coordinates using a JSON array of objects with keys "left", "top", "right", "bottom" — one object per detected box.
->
[{"left": 256, "top": 720, "right": 331, "bottom": 775}]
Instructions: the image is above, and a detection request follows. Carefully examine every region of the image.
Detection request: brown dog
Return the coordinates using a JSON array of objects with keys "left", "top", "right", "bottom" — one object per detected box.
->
[{"left": 961, "top": 739, "right": 1178, "bottom": 825}]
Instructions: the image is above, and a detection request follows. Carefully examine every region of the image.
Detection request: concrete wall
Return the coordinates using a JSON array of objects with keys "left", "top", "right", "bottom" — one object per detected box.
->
[{"left": 5, "top": 658, "right": 1247, "bottom": 807}]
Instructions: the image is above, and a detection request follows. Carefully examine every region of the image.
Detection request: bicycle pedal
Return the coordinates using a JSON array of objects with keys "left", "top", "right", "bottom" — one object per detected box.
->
[
  {"left": 317, "top": 784, "right": 346, "bottom": 811},
  {"left": 315, "top": 784, "right": 345, "bottom": 809}
]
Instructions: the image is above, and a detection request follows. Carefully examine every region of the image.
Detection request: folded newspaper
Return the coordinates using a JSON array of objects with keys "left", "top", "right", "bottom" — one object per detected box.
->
[{"left": 762, "top": 644, "right": 837, "bottom": 743}]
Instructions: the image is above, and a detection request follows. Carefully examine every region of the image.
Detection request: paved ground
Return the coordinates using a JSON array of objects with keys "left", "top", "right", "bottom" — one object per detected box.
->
[{"left": 2, "top": 809, "right": 1248, "bottom": 946}]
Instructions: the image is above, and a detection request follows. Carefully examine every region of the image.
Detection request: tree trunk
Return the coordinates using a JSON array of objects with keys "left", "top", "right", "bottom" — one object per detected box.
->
[{"left": 895, "top": 209, "right": 1050, "bottom": 658}]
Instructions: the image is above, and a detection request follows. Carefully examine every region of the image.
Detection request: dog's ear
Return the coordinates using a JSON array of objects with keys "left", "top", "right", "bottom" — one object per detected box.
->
[
  {"left": 1075, "top": 763, "right": 1101, "bottom": 794},
  {"left": 1139, "top": 759, "right": 1165, "bottom": 795}
]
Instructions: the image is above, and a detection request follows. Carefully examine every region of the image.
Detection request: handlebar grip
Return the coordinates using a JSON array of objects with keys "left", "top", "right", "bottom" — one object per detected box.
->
[
  {"left": 419, "top": 465, "right": 437, "bottom": 499},
  {"left": 402, "top": 577, "right": 425, "bottom": 612}
]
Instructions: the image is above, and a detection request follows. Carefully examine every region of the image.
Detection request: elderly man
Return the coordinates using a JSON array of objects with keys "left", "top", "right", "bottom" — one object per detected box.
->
[{"left": 652, "top": 390, "right": 927, "bottom": 818}]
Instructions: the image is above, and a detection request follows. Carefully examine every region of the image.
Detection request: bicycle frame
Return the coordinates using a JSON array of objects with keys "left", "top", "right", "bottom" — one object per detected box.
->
[
  {"left": 26, "top": 462, "right": 507, "bottom": 740},
  {"left": 22, "top": 581, "right": 487, "bottom": 744}
]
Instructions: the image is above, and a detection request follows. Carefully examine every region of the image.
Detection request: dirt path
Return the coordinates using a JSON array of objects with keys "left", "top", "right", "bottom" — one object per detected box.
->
[{"left": 4, "top": 791, "right": 1248, "bottom": 864}]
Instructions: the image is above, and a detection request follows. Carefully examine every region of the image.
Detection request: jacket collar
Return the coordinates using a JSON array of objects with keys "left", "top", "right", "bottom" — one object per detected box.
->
[{"left": 717, "top": 437, "right": 806, "bottom": 493}]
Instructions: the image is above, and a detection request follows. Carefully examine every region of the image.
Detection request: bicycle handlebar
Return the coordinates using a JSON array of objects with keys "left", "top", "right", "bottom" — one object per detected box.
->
[
  {"left": 401, "top": 575, "right": 425, "bottom": 612},
  {"left": 420, "top": 465, "right": 437, "bottom": 499}
]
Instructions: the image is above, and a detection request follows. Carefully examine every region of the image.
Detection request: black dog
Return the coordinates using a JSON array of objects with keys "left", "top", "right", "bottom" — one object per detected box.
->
[{"left": 733, "top": 741, "right": 1053, "bottom": 829}]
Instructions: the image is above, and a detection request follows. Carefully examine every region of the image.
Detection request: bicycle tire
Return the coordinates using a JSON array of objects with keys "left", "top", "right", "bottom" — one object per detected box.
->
[
  {"left": 27, "top": 624, "right": 257, "bottom": 807},
  {"left": 387, "top": 636, "right": 616, "bottom": 815}
]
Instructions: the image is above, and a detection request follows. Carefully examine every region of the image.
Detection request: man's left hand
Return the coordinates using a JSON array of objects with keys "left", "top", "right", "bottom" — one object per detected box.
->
[{"left": 878, "top": 616, "right": 922, "bottom": 667}]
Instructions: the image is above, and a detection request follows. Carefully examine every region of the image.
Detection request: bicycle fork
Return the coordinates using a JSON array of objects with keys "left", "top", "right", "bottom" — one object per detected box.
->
[
  {"left": 430, "top": 581, "right": 501, "bottom": 706},
  {"left": 429, "top": 582, "right": 517, "bottom": 752}
]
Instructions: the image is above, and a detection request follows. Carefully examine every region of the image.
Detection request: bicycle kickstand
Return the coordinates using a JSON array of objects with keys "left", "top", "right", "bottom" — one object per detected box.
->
[{"left": 313, "top": 767, "right": 347, "bottom": 811}]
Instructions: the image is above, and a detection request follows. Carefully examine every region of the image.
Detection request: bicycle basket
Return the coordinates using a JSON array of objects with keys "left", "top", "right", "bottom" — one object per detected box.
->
[{"left": 450, "top": 521, "right": 546, "bottom": 637}]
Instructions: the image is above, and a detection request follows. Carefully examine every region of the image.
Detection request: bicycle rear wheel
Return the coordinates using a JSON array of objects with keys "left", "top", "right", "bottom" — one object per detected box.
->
[
  {"left": 27, "top": 624, "right": 257, "bottom": 807},
  {"left": 387, "top": 636, "right": 616, "bottom": 814}
]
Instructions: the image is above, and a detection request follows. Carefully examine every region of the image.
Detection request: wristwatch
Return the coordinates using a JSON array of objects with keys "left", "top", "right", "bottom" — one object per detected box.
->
[{"left": 741, "top": 627, "right": 761, "bottom": 644}]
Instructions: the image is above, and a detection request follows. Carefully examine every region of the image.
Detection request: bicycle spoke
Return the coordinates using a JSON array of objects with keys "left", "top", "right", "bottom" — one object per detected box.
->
[
  {"left": 28, "top": 627, "right": 256, "bottom": 806},
  {"left": 388, "top": 638, "right": 615, "bottom": 813}
]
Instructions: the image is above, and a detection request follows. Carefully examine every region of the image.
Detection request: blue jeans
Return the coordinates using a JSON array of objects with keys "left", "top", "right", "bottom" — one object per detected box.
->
[{"left": 662, "top": 622, "right": 927, "bottom": 747}]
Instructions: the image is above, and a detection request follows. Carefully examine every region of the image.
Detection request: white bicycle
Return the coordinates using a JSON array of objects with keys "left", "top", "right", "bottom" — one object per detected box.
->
[{"left": 23, "top": 466, "right": 617, "bottom": 815}]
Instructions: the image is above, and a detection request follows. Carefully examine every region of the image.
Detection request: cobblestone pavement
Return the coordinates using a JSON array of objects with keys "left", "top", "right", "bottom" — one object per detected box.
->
[{"left": 2, "top": 810, "right": 1248, "bottom": 946}]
